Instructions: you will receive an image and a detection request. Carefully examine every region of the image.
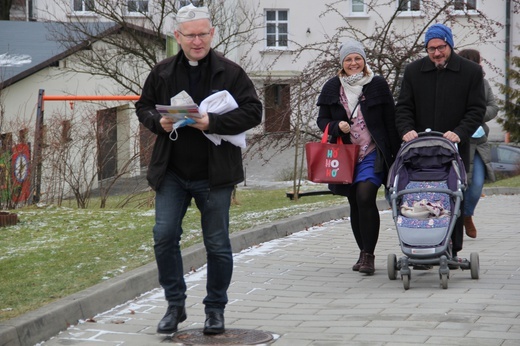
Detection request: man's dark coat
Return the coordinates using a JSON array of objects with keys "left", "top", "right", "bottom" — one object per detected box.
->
[{"left": 395, "top": 53, "right": 486, "bottom": 170}]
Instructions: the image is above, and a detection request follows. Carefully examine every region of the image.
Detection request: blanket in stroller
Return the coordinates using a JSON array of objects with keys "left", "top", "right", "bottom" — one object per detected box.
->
[{"left": 397, "top": 181, "right": 451, "bottom": 229}]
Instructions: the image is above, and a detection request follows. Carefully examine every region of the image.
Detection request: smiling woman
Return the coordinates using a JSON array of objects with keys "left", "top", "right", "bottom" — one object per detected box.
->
[{"left": 316, "top": 37, "right": 401, "bottom": 275}]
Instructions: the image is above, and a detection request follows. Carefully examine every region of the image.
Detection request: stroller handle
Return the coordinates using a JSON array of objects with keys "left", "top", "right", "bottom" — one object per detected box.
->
[{"left": 418, "top": 129, "right": 444, "bottom": 137}]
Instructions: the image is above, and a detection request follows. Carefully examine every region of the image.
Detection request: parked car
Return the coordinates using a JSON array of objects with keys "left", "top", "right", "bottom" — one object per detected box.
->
[{"left": 490, "top": 143, "right": 520, "bottom": 178}]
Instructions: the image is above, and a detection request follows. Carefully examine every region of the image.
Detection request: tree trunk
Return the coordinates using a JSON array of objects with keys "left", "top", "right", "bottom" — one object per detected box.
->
[{"left": 0, "top": 0, "right": 13, "bottom": 20}]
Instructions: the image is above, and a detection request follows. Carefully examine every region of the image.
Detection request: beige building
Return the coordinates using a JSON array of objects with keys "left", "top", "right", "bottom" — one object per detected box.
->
[{"left": 1, "top": 0, "right": 518, "bottom": 202}]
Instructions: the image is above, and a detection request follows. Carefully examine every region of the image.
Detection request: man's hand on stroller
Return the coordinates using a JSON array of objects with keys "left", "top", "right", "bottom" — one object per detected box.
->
[
  {"left": 402, "top": 130, "right": 460, "bottom": 143},
  {"left": 443, "top": 131, "right": 460, "bottom": 143},
  {"left": 402, "top": 130, "right": 418, "bottom": 142}
]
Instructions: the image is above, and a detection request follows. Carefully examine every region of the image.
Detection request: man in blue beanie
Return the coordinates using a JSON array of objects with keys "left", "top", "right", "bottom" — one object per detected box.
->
[
  {"left": 423, "top": 23, "right": 455, "bottom": 69},
  {"left": 425, "top": 23, "right": 455, "bottom": 49},
  {"left": 395, "top": 22, "right": 485, "bottom": 267}
]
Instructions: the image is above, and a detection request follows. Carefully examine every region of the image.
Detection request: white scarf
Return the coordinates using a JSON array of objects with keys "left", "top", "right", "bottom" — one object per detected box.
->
[{"left": 339, "top": 64, "right": 374, "bottom": 117}]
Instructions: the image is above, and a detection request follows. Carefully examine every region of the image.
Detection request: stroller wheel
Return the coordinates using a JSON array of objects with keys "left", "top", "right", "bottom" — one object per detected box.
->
[
  {"left": 470, "top": 252, "right": 479, "bottom": 279},
  {"left": 387, "top": 254, "right": 398, "bottom": 280},
  {"left": 402, "top": 274, "right": 410, "bottom": 290}
]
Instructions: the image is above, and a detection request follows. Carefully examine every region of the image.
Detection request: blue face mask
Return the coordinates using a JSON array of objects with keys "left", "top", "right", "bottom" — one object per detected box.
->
[
  {"left": 169, "top": 118, "right": 196, "bottom": 141},
  {"left": 472, "top": 126, "right": 485, "bottom": 138}
]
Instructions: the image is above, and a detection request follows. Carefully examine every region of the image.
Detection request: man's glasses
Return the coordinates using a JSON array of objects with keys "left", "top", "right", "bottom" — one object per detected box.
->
[
  {"left": 177, "top": 31, "right": 211, "bottom": 41},
  {"left": 426, "top": 44, "right": 448, "bottom": 54}
]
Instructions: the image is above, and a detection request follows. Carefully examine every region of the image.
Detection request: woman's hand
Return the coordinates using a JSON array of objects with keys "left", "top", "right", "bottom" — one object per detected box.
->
[{"left": 339, "top": 121, "right": 351, "bottom": 133}]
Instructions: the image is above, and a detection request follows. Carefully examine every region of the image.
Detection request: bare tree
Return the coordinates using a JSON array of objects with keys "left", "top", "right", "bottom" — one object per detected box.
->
[
  {"left": 40, "top": 0, "right": 264, "bottom": 95},
  {"left": 95, "top": 107, "right": 143, "bottom": 208},
  {"left": 32, "top": 0, "right": 508, "bottom": 200},
  {"left": 497, "top": 44, "right": 520, "bottom": 143},
  {"left": 245, "top": 0, "right": 504, "bottom": 197},
  {"left": 26, "top": 1, "right": 266, "bottom": 205},
  {"left": 42, "top": 110, "right": 97, "bottom": 208},
  {"left": 38, "top": 102, "right": 143, "bottom": 208},
  {"left": 292, "top": 0, "right": 502, "bottom": 100}
]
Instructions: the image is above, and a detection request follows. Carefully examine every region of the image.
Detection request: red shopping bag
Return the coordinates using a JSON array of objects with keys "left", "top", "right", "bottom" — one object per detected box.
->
[{"left": 305, "top": 125, "right": 359, "bottom": 184}]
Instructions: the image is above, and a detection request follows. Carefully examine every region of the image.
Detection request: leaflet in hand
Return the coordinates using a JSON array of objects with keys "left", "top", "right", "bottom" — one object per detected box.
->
[
  {"left": 155, "top": 103, "right": 201, "bottom": 121},
  {"left": 156, "top": 90, "right": 202, "bottom": 125}
]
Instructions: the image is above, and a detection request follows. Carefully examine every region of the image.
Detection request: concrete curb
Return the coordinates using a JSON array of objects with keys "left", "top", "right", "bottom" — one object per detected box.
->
[{"left": 1, "top": 188, "right": 517, "bottom": 346}]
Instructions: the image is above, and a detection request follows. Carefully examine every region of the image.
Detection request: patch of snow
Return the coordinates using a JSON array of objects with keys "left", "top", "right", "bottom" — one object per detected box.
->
[{"left": 0, "top": 53, "right": 32, "bottom": 66}]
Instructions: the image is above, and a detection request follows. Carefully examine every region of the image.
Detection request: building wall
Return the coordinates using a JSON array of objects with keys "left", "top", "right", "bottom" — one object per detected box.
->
[
  {"left": 31, "top": 0, "right": 177, "bottom": 31},
  {"left": 252, "top": 0, "right": 518, "bottom": 142},
  {"left": 1, "top": 53, "right": 140, "bottom": 201},
  {"left": 5, "top": 1, "right": 518, "bottom": 191},
  {"left": 26, "top": 0, "right": 518, "bottom": 104}
]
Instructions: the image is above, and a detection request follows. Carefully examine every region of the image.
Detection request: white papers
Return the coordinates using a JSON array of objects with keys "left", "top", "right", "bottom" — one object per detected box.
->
[
  {"left": 159, "top": 90, "right": 247, "bottom": 148},
  {"left": 199, "top": 91, "right": 247, "bottom": 148},
  {"left": 199, "top": 90, "right": 238, "bottom": 115}
]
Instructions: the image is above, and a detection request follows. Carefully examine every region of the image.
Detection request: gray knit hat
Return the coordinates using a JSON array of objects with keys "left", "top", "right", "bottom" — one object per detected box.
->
[{"left": 339, "top": 39, "right": 366, "bottom": 65}]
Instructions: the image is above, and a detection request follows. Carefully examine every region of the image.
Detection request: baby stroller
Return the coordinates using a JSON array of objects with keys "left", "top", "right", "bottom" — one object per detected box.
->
[{"left": 386, "top": 131, "right": 479, "bottom": 290}]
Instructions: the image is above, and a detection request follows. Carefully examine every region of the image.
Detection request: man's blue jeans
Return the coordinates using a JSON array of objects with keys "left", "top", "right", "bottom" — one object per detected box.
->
[
  {"left": 464, "top": 152, "right": 485, "bottom": 217},
  {"left": 153, "top": 170, "right": 233, "bottom": 313}
]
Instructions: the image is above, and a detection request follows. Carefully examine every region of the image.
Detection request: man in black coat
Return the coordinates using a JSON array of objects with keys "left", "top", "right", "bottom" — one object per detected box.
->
[
  {"left": 135, "top": 4, "right": 262, "bottom": 336},
  {"left": 395, "top": 23, "right": 485, "bottom": 261}
]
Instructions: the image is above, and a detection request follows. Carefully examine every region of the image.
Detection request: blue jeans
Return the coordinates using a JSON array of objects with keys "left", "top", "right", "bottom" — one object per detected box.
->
[
  {"left": 153, "top": 170, "right": 233, "bottom": 313},
  {"left": 464, "top": 152, "right": 485, "bottom": 216}
]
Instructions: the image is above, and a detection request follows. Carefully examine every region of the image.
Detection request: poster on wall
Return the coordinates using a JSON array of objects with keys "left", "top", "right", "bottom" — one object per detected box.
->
[{"left": 11, "top": 143, "right": 31, "bottom": 203}]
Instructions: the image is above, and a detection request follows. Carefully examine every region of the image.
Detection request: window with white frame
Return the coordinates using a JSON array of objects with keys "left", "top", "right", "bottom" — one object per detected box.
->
[
  {"left": 453, "top": 0, "right": 477, "bottom": 11},
  {"left": 351, "top": 0, "right": 365, "bottom": 15},
  {"left": 266, "top": 10, "right": 288, "bottom": 48},
  {"left": 397, "top": 0, "right": 421, "bottom": 12},
  {"left": 73, "top": 0, "right": 95, "bottom": 12},
  {"left": 128, "top": 0, "right": 149, "bottom": 14}
]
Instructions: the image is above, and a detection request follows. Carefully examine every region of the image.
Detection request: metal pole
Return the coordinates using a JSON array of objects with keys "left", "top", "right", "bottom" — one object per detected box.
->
[
  {"left": 505, "top": 0, "right": 511, "bottom": 106},
  {"left": 29, "top": 89, "right": 44, "bottom": 204},
  {"left": 42, "top": 95, "right": 140, "bottom": 101}
]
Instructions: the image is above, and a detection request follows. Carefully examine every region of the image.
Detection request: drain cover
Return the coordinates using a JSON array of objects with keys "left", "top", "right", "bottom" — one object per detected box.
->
[{"left": 171, "top": 328, "right": 274, "bottom": 345}]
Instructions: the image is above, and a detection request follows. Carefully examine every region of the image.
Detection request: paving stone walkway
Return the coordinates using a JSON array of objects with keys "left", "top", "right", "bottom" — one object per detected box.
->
[{"left": 39, "top": 193, "right": 520, "bottom": 346}]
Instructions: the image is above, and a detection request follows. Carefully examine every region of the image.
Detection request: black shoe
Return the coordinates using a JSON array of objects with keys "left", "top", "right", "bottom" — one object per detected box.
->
[
  {"left": 157, "top": 305, "right": 187, "bottom": 334},
  {"left": 359, "top": 253, "right": 375, "bottom": 274},
  {"left": 203, "top": 312, "right": 225, "bottom": 335},
  {"left": 352, "top": 251, "right": 365, "bottom": 271}
]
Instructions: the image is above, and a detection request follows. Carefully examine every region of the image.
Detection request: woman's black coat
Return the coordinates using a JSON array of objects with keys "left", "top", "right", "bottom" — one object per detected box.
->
[{"left": 316, "top": 75, "right": 401, "bottom": 193}]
